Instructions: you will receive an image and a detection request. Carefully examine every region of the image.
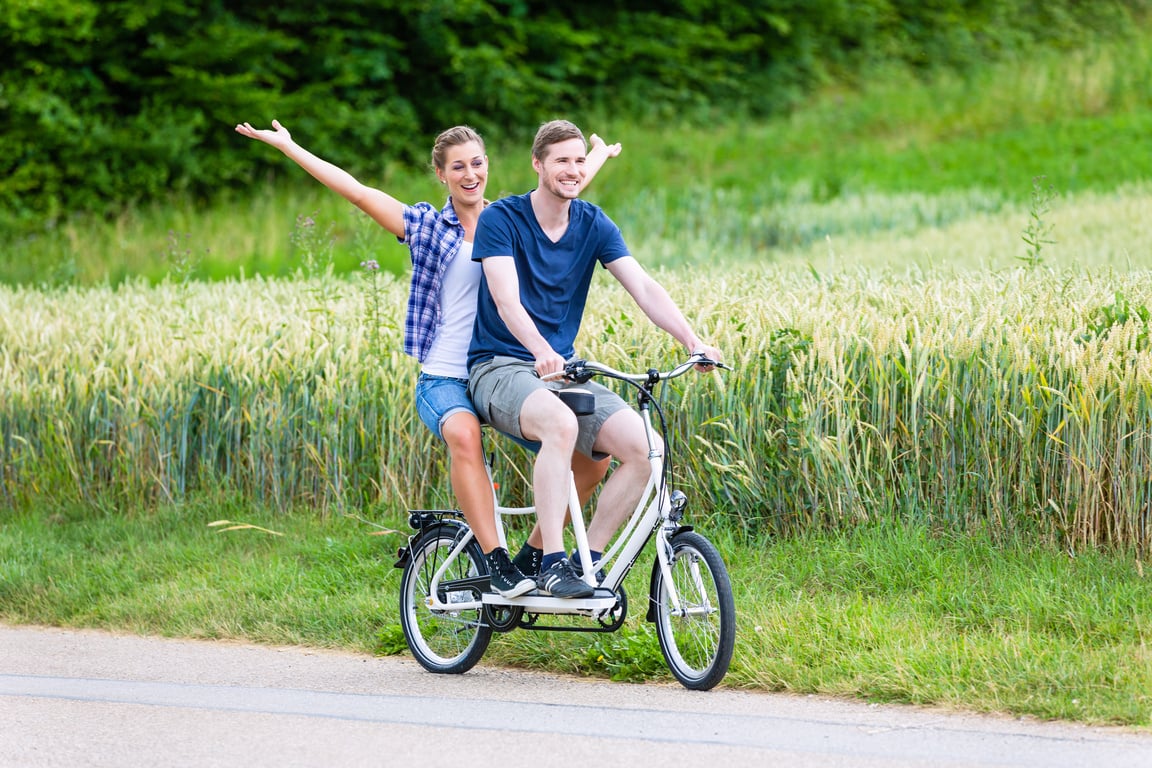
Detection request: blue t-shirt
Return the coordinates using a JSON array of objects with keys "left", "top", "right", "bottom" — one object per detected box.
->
[{"left": 467, "top": 192, "right": 629, "bottom": 371}]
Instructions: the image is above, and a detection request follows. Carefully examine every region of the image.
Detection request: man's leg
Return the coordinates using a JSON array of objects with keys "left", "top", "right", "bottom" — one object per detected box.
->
[
  {"left": 585, "top": 408, "right": 661, "bottom": 551},
  {"left": 519, "top": 390, "right": 596, "bottom": 597},
  {"left": 514, "top": 451, "right": 610, "bottom": 576},
  {"left": 518, "top": 387, "right": 579, "bottom": 555},
  {"left": 469, "top": 358, "right": 591, "bottom": 598},
  {"left": 572, "top": 452, "right": 611, "bottom": 508}
]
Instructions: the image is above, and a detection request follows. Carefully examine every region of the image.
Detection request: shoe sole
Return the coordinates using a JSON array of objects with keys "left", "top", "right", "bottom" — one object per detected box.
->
[
  {"left": 496, "top": 577, "right": 536, "bottom": 599},
  {"left": 540, "top": 590, "right": 595, "bottom": 599},
  {"left": 535, "top": 583, "right": 595, "bottom": 599}
]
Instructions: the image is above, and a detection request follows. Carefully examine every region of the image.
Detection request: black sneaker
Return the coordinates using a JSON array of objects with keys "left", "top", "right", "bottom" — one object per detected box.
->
[
  {"left": 513, "top": 543, "right": 543, "bottom": 577},
  {"left": 486, "top": 547, "right": 535, "bottom": 598},
  {"left": 535, "top": 558, "right": 595, "bottom": 598}
]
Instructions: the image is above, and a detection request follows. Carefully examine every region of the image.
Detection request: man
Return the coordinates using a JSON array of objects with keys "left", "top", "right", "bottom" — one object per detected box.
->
[{"left": 467, "top": 119, "right": 722, "bottom": 598}]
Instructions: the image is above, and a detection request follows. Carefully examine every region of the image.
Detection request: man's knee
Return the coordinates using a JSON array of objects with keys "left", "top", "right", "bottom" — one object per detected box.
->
[
  {"left": 594, "top": 408, "right": 648, "bottom": 460},
  {"left": 522, "top": 391, "right": 580, "bottom": 446}
]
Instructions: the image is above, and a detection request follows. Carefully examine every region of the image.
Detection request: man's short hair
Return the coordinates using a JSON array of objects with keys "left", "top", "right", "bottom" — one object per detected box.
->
[{"left": 531, "top": 120, "right": 586, "bottom": 162}]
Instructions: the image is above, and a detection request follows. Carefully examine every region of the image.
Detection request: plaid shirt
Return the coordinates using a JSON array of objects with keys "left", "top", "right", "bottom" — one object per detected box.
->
[{"left": 401, "top": 198, "right": 466, "bottom": 363}]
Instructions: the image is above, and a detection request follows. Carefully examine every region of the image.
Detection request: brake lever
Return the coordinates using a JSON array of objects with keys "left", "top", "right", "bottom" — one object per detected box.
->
[
  {"left": 563, "top": 358, "right": 594, "bottom": 384},
  {"left": 691, "top": 355, "right": 733, "bottom": 372}
]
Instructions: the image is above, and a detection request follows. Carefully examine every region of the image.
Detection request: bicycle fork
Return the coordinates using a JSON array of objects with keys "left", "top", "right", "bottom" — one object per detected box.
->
[{"left": 647, "top": 485, "right": 716, "bottom": 620}]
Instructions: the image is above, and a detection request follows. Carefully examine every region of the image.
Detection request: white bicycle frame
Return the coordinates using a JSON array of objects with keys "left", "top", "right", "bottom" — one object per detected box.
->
[{"left": 421, "top": 357, "right": 709, "bottom": 619}]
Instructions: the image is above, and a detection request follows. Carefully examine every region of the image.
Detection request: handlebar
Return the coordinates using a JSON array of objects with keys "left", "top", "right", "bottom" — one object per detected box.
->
[{"left": 558, "top": 353, "right": 731, "bottom": 386}]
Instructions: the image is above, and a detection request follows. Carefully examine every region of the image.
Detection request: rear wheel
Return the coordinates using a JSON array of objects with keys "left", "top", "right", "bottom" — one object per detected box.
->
[
  {"left": 652, "top": 531, "right": 735, "bottom": 690},
  {"left": 399, "top": 525, "right": 492, "bottom": 674}
]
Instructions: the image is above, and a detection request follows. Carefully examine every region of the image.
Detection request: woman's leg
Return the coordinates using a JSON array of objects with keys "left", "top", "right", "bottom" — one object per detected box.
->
[
  {"left": 415, "top": 374, "right": 533, "bottom": 596},
  {"left": 440, "top": 411, "right": 500, "bottom": 553}
]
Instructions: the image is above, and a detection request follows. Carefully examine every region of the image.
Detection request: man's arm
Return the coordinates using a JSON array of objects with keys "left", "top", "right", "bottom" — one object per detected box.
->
[
  {"left": 235, "top": 119, "right": 406, "bottom": 237},
  {"left": 606, "top": 256, "right": 722, "bottom": 363},
  {"left": 481, "top": 256, "right": 567, "bottom": 377}
]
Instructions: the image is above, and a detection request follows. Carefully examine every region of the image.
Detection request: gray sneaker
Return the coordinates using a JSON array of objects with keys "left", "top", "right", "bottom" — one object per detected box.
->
[
  {"left": 486, "top": 547, "right": 535, "bottom": 598},
  {"left": 535, "top": 558, "right": 595, "bottom": 598}
]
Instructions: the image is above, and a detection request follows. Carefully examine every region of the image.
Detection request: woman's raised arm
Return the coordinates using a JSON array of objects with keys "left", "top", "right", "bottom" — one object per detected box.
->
[{"left": 235, "top": 119, "right": 405, "bottom": 238}]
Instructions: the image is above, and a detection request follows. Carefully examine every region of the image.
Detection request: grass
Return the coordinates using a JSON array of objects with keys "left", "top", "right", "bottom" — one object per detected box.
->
[
  {"left": 2, "top": 502, "right": 1149, "bottom": 726},
  {"left": 733, "top": 525, "right": 1152, "bottom": 724}
]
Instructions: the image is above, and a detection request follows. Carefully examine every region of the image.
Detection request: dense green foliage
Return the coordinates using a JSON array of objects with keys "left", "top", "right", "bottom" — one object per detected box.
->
[
  {"left": 9, "top": 14, "right": 1152, "bottom": 288},
  {"left": 3, "top": 0, "right": 1148, "bottom": 231}
]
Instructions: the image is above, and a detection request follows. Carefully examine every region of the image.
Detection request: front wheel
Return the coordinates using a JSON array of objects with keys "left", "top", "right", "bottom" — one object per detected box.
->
[
  {"left": 399, "top": 524, "right": 492, "bottom": 674},
  {"left": 651, "top": 531, "right": 735, "bottom": 690}
]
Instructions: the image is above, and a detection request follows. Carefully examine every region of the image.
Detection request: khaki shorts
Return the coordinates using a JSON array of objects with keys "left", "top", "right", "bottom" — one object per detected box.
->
[{"left": 468, "top": 355, "right": 628, "bottom": 459}]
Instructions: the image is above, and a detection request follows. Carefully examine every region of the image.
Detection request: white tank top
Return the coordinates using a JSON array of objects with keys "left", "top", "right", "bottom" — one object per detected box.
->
[{"left": 421, "top": 239, "right": 481, "bottom": 378}]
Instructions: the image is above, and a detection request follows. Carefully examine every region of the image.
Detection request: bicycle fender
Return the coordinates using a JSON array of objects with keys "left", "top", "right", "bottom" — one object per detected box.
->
[
  {"left": 645, "top": 558, "right": 660, "bottom": 622},
  {"left": 393, "top": 515, "right": 469, "bottom": 569}
]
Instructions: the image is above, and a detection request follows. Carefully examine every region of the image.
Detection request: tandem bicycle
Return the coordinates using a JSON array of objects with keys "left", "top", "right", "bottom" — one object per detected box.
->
[{"left": 394, "top": 354, "right": 736, "bottom": 690}]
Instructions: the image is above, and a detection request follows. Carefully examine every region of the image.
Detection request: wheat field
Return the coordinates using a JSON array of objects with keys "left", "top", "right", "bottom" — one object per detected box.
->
[{"left": 3, "top": 183, "right": 1151, "bottom": 552}]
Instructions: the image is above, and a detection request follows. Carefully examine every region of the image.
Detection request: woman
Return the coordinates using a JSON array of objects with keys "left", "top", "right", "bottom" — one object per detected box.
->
[{"left": 235, "top": 119, "right": 620, "bottom": 597}]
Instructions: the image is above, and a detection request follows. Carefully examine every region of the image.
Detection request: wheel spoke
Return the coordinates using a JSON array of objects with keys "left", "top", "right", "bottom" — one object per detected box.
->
[
  {"left": 654, "top": 532, "right": 735, "bottom": 690},
  {"left": 399, "top": 526, "right": 492, "bottom": 674}
]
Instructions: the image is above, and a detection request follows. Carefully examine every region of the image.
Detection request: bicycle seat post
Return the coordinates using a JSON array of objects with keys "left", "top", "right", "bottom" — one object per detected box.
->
[
  {"left": 565, "top": 470, "right": 597, "bottom": 587},
  {"left": 550, "top": 383, "right": 598, "bottom": 587}
]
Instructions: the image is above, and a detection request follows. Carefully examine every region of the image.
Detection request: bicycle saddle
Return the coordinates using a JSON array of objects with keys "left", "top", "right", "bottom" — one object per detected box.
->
[{"left": 555, "top": 388, "right": 595, "bottom": 416}]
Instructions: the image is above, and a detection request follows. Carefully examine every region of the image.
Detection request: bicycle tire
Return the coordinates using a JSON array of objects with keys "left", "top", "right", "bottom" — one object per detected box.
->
[
  {"left": 399, "top": 524, "right": 492, "bottom": 674},
  {"left": 652, "top": 531, "right": 736, "bottom": 690}
]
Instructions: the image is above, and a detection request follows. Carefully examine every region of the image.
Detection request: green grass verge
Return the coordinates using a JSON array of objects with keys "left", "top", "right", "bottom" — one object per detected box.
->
[{"left": 2, "top": 502, "right": 1148, "bottom": 727}]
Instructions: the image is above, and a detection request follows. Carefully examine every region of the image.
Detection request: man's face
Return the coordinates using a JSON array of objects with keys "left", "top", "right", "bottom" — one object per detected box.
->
[{"left": 533, "top": 137, "right": 586, "bottom": 201}]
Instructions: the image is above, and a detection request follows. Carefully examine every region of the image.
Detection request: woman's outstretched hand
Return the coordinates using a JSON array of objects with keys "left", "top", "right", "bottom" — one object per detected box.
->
[
  {"left": 589, "top": 132, "right": 622, "bottom": 158},
  {"left": 234, "top": 119, "right": 292, "bottom": 150}
]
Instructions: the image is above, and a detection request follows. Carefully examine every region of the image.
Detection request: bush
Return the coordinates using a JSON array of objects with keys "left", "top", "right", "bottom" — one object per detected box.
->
[{"left": 2, "top": 0, "right": 1147, "bottom": 230}]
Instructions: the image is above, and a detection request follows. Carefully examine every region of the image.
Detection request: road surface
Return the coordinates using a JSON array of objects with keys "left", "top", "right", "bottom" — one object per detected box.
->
[{"left": 1, "top": 624, "right": 1148, "bottom": 767}]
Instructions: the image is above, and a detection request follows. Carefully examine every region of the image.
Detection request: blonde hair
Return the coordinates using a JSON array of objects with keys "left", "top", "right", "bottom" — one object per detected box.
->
[{"left": 431, "top": 125, "right": 485, "bottom": 171}]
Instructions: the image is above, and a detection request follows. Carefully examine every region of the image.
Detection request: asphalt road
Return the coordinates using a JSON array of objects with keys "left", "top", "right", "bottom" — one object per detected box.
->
[{"left": 1, "top": 623, "right": 1149, "bottom": 767}]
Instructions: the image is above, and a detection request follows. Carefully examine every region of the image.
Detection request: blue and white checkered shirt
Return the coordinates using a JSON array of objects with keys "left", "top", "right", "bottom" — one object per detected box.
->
[{"left": 401, "top": 198, "right": 466, "bottom": 363}]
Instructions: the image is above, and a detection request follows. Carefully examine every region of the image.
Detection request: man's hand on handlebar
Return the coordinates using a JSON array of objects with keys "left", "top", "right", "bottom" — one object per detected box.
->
[
  {"left": 690, "top": 344, "right": 724, "bottom": 372},
  {"left": 533, "top": 350, "right": 567, "bottom": 380},
  {"left": 562, "top": 359, "right": 594, "bottom": 384}
]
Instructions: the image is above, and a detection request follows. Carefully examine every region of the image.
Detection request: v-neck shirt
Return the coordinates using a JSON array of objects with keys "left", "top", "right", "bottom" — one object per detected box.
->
[{"left": 467, "top": 192, "right": 629, "bottom": 371}]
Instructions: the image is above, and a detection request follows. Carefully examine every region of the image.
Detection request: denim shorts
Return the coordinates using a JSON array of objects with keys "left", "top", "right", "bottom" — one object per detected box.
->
[
  {"left": 415, "top": 373, "right": 476, "bottom": 441},
  {"left": 415, "top": 372, "right": 540, "bottom": 451}
]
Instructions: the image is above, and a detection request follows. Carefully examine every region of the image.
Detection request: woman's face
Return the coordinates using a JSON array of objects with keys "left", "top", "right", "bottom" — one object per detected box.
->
[{"left": 439, "top": 140, "right": 488, "bottom": 206}]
